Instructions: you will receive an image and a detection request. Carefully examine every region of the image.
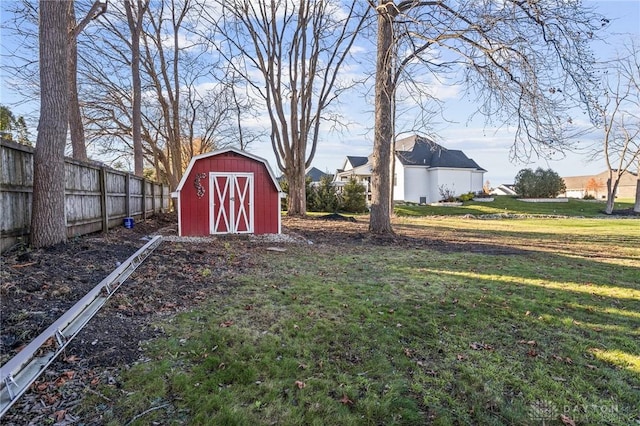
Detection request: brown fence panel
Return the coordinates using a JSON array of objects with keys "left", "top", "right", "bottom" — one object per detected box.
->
[{"left": 0, "top": 138, "right": 170, "bottom": 252}]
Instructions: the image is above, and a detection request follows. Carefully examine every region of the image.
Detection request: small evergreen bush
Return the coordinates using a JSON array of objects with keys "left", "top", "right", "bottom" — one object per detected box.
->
[{"left": 341, "top": 177, "right": 367, "bottom": 213}]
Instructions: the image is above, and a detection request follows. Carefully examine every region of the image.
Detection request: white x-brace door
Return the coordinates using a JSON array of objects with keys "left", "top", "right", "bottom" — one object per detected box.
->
[{"left": 209, "top": 173, "right": 254, "bottom": 234}]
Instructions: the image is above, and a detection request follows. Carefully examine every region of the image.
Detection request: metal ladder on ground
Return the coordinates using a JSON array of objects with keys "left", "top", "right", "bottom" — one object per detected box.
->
[{"left": 0, "top": 235, "right": 163, "bottom": 418}]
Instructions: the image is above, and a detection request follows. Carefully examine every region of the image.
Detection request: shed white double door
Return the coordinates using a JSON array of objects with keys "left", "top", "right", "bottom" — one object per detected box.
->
[{"left": 209, "top": 173, "right": 254, "bottom": 234}]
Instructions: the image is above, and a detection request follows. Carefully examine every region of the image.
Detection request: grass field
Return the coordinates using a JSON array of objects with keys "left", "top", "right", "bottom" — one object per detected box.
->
[
  {"left": 94, "top": 216, "right": 639, "bottom": 425},
  {"left": 394, "top": 195, "right": 635, "bottom": 218}
]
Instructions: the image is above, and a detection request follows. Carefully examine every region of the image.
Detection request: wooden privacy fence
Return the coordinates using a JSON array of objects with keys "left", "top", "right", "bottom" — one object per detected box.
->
[{"left": 1, "top": 138, "right": 170, "bottom": 253}]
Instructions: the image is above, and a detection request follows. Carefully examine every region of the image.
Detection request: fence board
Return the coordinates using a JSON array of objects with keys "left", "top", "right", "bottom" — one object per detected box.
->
[{"left": 1, "top": 138, "right": 170, "bottom": 252}]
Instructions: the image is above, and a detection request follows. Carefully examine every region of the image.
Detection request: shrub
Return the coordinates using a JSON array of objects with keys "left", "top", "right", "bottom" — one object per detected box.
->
[
  {"left": 341, "top": 177, "right": 367, "bottom": 213},
  {"left": 583, "top": 194, "right": 596, "bottom": 200},
  {"left": 305, "top": 177, "right": 320, "bottom": 211},
  {"left": 438, "top": 184, "right": 457, "bottom": 202},
  {"left": 513, "top": 167, "right": 566, "bottom": 198},
  {"left": 458, "top": 192, "right": 475, "bottom": 202}
]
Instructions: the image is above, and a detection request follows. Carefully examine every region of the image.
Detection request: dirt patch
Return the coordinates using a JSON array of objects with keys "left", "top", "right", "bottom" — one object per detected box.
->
[{"left": 316, "top": 213, "right": 357, "bottom": 222}]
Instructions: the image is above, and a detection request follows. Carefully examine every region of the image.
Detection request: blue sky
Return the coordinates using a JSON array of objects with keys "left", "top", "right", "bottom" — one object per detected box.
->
[{"left": 1, "top": 1, "right": 639, "bottom": 186}]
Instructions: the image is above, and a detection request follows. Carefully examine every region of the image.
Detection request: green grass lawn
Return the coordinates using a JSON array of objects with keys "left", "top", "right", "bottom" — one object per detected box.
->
[
  {"left": 94, "top": 218, "right": 639, "bottom": 425},
  {"left": 395, "top": 195, "right": 635, "bottom": 217}
]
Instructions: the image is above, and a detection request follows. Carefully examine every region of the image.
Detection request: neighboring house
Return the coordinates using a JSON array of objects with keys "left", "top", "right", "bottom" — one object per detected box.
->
[
  {"left": 334, "top": 135, "right": 486, "bottom": 204},
  {"left": 562, "top": 170, "right": 638, "bottom": 199},
  {"left": 491, "top": 184, "right": 517, "bottom": 196},
  {"left": 306, "top": 167, "right": 332, "bottom": 185}
]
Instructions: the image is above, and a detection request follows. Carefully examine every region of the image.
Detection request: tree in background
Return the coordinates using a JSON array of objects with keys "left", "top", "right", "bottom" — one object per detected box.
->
[
  {"left": 585, "top": 177, "right": 603, "bottom": 198},
  {"left": 79, "top": 0, "right": 252, "bottom": 188},
  {"left": 4, "top": 1, "right": 252, "bottom": 185},
  {"left": 124, "top": 0, "right": 149, "bottom": 176},
  {"left": 589, "top": 40, "right": 640, "bottom": 214},
  {"left": 0, "top": 105, "right": 31, "bottom": 145},
  {"left": 67, "top": 0, "right": 107, "bottom": 161},
  {"left": 369, "top": 0, "right": 604, "bottom": 233},
  {"left": 30, "top": 0, "right": 68, "bottom": 248},
  {"left": 203, "top": 0, "right": 370, "bottom": 217},
  {"left": 514, "top": 168, "right": 566, "bottom": 199}
]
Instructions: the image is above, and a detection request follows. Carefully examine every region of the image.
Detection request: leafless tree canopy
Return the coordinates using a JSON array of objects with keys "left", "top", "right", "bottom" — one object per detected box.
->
[
  {"left": 368, "top": 0, "right": 606, "bottom": 233},
  {"left": 4, "top": 0, "right": 257, "bottom": 187},
  {"left": 200, "top": 0, "right": 370, "bottom": 216},
  {"left": 589, "top": 39, "right": 640, "bottom": 213},
  {"left": 394, "top": 0, "right": 603, "bottom": 158}
]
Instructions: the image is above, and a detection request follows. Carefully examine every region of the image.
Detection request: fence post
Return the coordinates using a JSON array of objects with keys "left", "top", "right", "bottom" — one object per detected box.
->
[
  {"left": 100, "top": 167, "right": 108, "bottom": 232},
  {"left": 142, "top": 177, "right": 147, "bottom": 220},
  {"left": 160, "top": 184, "right": 165, "bottom": 213},
  {"left": 125, "top": 173, "right": 131, "bottom": 218}
]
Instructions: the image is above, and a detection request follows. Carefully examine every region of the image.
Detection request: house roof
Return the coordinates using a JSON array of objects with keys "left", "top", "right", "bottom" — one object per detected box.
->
[
  {"left": 345, "top": 156, "right": 369, "bottom": 169},
  {"left": 395, "top": 135, "right": 486, "bottom": 171},
  {"left": 335, "top": 162, "right": 372, "bottom": 180},
  {"left": 174, "top": 147, "right": 282, "bottom": 193},
  {"left": 563, "top": 170, "right": 637, "bottom": 190},
  {"left": 306, "top": 167, "right": 331, "bottom": 182}
]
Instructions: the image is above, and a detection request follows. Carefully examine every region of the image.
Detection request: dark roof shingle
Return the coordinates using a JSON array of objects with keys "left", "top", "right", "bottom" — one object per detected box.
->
[{"left": 396, "top": 136, "right": 484, "bottom": 171}]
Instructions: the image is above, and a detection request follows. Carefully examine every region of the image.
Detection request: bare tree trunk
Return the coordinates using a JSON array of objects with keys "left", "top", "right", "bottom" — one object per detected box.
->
[
  {"left": 67, "top": 0, "right": 106, "bottom": 161},
  {"left": 286, "top": 161, "right": 306, "bottom": 216},
  {"left": 31, "top": 0, "right": 69, "bottom": 248},
  {"left": 369, "top": 2, "right": 395, "bottom": 234},
  {"left": 605, "top": 175, "right": 621, "bottom": 215},
  {"left": 634, "top": 161, "right": 640, "bottom": 213},
  {"left": 67, "top": 1, "right": 87, "bottom": 161},
  {"left": 125, "top": 0, "right": 147, "bottom": 177}
]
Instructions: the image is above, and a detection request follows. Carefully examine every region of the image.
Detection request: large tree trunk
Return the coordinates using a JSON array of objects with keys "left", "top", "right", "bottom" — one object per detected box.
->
[
  {"left": 31, "top": 0, "right": 69, "bottom": 248},
  {"left": 369, "top": 3, "right": 394, "bottom": 234},
  {"left": 286, "top": 151, "right": 307, "bottom": 217},
  {"left": 67, "top": 1, "right": 88, "bottom": 161}
]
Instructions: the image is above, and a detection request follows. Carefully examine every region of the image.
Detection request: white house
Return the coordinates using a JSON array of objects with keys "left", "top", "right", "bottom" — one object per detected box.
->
[
  {"left": 334, "top": 135, "right": 486, "bottom": 204},
  {"left": 491, "top": 184, "right": 517, "bottom": 196}
]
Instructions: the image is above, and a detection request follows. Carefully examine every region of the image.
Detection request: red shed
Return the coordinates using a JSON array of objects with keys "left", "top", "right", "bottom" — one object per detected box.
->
[{"left": 173, "top": 148, "right": 283, "bottom": 236}]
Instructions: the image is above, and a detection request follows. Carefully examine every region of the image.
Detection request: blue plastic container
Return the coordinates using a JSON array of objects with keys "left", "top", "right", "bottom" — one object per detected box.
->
[{"left": 123, "top": 217, "right": 134, "bottom": 229}]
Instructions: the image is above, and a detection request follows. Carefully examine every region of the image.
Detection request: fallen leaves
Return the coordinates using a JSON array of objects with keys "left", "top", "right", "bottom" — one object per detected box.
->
[
  {"left": 470, "top": 342, "right": 493, "bottom": 351},
  {"left": 219, "top": 320, "right": 234, "bottom": 328},
  {"left": 63, "top": 354, "right": 80, "bottom": 363},
  {"left": 339, "top": 394, "right": 354, "bottom": 406},
  {"left": 54, "top": 409, "right": 66, "bottom": 422},
  {"left": 294, "top": 380, "right": 306, "bottom": 389},
  {"left": 560, "top": 414, "right": 576, "bottom": 426}
]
